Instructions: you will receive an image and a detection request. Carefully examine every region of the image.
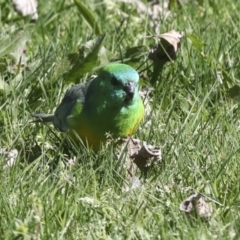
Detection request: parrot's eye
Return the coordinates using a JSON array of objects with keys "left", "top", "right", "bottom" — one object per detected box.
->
[{"left": 111, "top": 77, "right": 121, "bottom": 86}]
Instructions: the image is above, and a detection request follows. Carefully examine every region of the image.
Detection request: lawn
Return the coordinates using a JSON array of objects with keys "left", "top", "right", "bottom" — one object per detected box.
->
[{"left": 0, "top": 0, "right": 240, "bottom": 239}]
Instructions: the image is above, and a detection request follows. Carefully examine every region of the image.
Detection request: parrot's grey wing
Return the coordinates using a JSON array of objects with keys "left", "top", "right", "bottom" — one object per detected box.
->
[{"left": 53, "top": 79, "right": 93, "bottom": 132}]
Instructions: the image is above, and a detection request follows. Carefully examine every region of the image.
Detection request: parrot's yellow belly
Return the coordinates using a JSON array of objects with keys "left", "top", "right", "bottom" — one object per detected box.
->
[{"left": 67, "top": 101, "right": 144, "bottom": 151}]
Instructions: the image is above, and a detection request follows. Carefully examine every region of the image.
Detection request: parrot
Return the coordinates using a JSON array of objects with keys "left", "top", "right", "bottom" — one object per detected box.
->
[{"left": 32, "top": 63, "right": 144, "bottom": 150}]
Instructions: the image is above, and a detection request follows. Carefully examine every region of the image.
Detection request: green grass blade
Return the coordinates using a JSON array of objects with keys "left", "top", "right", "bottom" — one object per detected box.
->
[
  {"left": 66, "top": 33, "right": 106, "bottom": 84},
  {"left": 74, "top": 0, "right": 101, "bottom": 35}
]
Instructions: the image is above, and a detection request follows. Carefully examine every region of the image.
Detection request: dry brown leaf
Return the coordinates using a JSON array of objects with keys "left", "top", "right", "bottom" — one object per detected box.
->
[
  {"left": 118, "top": 138, "right": 162, "bottom": 174},
  {"left": 148, "top": 30, "right": 184, "bottom": 63},
  {"left": 180, "top": 192, "right": 213, "bottom": 219},
  {"left": 12, "top": 0, "right": 38, "bottom": 20},
  {"left": 159, "top": 31, "right": 183, "bottom": 54}
]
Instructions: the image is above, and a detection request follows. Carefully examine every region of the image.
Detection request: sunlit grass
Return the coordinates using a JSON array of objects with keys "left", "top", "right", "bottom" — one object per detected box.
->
[{"left": 0, "top": 0, "right": 240, "bottom": 239}]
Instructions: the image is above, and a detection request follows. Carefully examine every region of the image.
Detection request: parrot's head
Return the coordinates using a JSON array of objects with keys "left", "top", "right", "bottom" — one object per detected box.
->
[{"left": 94, "top": 63, "right": 140, "bottom": 107}]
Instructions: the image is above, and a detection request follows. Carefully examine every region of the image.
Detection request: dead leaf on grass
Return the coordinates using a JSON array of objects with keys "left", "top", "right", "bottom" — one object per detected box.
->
[
  {"left": 148, "top": 30, "right": 184, "bottom": 63},
  {"left": 12, "top": 0, "right": 38, "bottom": 20},
  {"left": 118, "top": 138, "right": 162, "bottom": 174},
  {"left": 180, "top": 192, "right": 213, "bottom": 219}
]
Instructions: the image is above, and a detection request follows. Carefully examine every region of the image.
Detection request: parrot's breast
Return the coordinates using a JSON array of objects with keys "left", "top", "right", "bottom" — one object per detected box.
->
[{"left": 67, "top": 96, "right": 144, "bottom": 150}]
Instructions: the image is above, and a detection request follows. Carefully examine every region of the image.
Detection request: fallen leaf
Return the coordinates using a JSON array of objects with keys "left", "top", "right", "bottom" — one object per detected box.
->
[
  {"left": 12, "top": 0, "right": 38, "bottom": 20},
  {"left": 180, "top": 192, "right": 213, "bottom": 219},
  {"left": 148, "top": 30, "right": 184, "bottom": 63},
  {"left": 147, "top": 30, "right": 184, "bottom": 84},
  {"left": 130, "top": 139, "right": 162, "bottom": 171},
  {"left": 117, "top": 138, "right": 162, "bottom": 174}
]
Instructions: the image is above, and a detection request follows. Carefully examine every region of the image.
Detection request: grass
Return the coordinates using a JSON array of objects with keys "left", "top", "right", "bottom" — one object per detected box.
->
[{"left": 1, "top": 0, "right": 240, "bottom": 239}]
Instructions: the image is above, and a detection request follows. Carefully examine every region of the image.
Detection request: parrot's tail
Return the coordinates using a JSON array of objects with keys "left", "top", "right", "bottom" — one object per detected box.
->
[{"left": 32, "top": 113, "right": 54, "bottom": 123}]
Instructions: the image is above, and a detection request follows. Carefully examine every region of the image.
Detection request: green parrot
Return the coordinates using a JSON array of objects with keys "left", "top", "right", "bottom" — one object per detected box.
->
[{"left": 32, "top": 63, "right": 144, "bottom": 150}]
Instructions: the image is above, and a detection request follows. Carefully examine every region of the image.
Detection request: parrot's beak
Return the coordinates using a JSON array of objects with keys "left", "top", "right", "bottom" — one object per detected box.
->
[{"left": 123, "top": 81, "right": 136, "bottom": 101}]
